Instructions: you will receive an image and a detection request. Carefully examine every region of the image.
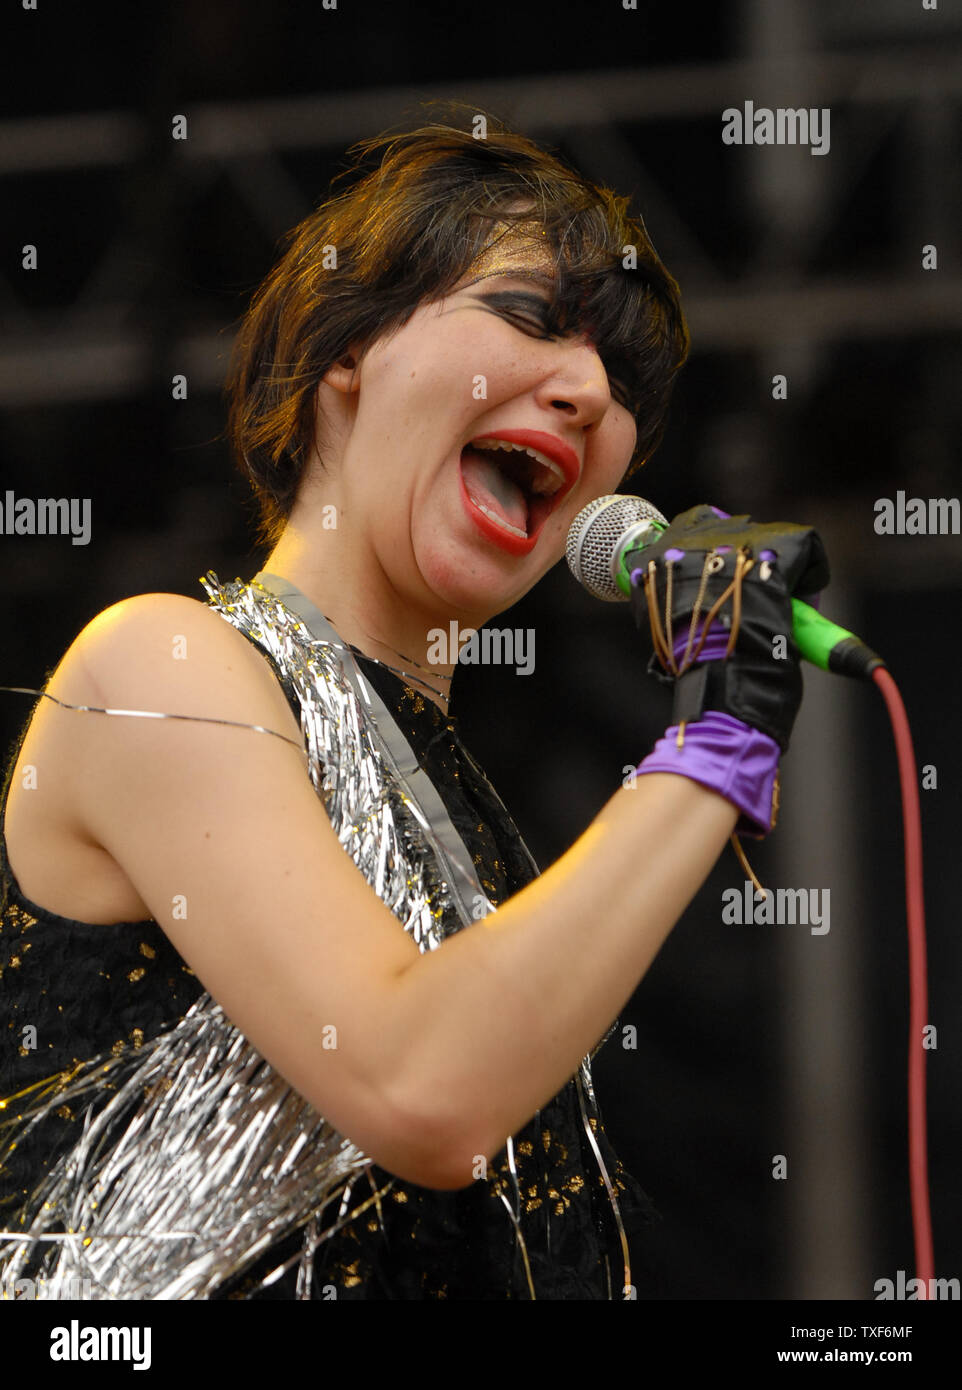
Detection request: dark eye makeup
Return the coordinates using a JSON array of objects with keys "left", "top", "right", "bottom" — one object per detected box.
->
[
  {"left": 480, "top": 290, "right": 556, "bottom": 336},
  {"left": 478, "top": 290, "right": 638, "bottom": 411}
]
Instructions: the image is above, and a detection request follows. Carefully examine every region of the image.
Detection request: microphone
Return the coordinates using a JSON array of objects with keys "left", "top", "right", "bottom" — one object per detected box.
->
[{"left": 565, "top": 494, "right": 885, "bottom": 679}]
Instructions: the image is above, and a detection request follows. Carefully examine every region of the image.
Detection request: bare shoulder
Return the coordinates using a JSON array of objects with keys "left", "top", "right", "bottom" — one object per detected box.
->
[
  {"left": 64, "top": 590, "right": 302, "bottom": 747},
  {"left": 76, "top": 590, "right": 267, "bottom": 679}
]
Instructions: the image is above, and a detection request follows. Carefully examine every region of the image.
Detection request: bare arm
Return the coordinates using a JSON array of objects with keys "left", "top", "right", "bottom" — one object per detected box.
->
[
  {"left": 66, "top": 594, "right": 734, "bottom": 1190},
  {"left": 385, "top": 769, "right": 735, "bottom": 1182}
]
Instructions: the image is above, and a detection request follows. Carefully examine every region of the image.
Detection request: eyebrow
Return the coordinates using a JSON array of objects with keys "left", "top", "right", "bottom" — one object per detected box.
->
[{"left": 462, "top": 268, "right": 557, "bottom": 291}]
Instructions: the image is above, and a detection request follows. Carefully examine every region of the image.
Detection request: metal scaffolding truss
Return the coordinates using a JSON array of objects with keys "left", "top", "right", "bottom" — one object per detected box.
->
[{"left": 1, "top": 50, "right": 960, "bottom": 406}]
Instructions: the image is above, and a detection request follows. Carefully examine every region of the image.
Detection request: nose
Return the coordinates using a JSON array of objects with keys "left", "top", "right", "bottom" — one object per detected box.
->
[{"left": 533, "top": 334, "right": 613, "bottom": 427}]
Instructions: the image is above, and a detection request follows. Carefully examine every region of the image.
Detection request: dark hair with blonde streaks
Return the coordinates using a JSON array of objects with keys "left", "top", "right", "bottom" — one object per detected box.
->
[{"left": 225, "top": 108, "right": 690, "bottom": 551}]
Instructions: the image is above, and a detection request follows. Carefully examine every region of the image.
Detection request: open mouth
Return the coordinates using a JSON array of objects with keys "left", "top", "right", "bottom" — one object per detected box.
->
[{"left": 459, "top": 437, "right": 571, "bottom": 549}]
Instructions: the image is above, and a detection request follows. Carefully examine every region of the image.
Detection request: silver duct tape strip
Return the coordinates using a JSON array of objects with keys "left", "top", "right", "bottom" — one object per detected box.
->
[{"left": 252, "top": 571, "right": 512, "bottom": 928}]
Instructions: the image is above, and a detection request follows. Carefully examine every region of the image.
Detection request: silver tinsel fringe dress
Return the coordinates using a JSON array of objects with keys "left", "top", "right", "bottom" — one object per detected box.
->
[{"left": 0, "top": 572, "right": 654, "bottom": 1299}]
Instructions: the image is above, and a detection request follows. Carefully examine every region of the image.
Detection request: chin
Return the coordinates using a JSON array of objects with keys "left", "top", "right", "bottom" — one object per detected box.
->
[{"left": 416, "top": 544, "right": 524, "bottom": 622}]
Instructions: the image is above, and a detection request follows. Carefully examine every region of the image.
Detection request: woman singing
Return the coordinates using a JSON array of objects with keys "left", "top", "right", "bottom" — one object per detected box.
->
[{"left": 0, "top": 115, "right": 820, "bottom": 1299}]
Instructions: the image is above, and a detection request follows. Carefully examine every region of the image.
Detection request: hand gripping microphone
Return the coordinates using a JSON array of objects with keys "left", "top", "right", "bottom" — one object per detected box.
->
[{"left": 565, "top": 494, "right": 885, "bottom": 679}]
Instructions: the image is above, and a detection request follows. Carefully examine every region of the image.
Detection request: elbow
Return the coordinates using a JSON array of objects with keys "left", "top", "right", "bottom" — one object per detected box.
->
[
  {"left": 378, "top": 1079, "right": 495, "bottom": 1192},
  {"left": 418, "top": 1133, "right": 496, "bottom": 1192}
]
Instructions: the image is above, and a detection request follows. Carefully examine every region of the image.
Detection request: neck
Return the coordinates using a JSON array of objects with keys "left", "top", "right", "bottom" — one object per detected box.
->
[{"left": 262, "top": 517, "right": 477, "bottom": 718}]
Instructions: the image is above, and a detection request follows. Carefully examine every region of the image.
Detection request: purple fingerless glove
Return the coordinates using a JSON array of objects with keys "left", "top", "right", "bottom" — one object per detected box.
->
[{"left": 634, "top": 710, "right": 779, "bottom": 838}]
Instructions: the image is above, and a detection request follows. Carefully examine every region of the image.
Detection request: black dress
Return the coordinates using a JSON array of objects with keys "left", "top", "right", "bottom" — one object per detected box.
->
[{"left": 0, "top": 638, "right": 655, "bottom": 1300}]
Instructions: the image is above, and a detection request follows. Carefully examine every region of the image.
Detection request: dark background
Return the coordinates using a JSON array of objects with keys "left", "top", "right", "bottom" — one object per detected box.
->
[{"left": 1, "top": 0, "right": 960, "bottom": 1299}]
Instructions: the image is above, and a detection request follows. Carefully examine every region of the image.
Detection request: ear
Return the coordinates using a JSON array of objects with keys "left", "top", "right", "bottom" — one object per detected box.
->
[{"left": 321, "top": 348, "right": 362, "bottom": 395}]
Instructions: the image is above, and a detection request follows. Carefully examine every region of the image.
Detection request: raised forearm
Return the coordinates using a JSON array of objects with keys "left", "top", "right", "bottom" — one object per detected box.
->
[{"left": 382, "top": 771, "right": 737, "bottom": 1185}]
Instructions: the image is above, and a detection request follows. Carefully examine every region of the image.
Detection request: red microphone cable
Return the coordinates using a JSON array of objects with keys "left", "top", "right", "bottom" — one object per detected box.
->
[{"left": 872, "top": 666, "right": 934, "bottom": 1294}]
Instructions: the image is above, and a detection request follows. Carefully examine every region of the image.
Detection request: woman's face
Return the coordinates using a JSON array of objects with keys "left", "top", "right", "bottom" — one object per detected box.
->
[{"left": 327, "top": 232, "right": 639, "bottom": 622}]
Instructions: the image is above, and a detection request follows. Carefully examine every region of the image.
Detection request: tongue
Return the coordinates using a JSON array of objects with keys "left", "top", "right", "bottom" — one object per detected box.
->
[{"left": 461, "top": 447, "right": 528, "bottom": 533}]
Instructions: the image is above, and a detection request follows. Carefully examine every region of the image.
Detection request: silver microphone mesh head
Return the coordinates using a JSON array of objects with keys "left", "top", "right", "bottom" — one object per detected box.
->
[{"left": 565, "top": 494, "right": 668, "bottom": 602}]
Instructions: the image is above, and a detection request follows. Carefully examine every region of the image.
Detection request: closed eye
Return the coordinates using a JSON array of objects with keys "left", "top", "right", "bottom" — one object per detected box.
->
[
  {"left": 479, "top": 289, "right": 637, "bottom": 409},
  {"left": 480, "top": 291, "right": 556, "bottom": 338}
]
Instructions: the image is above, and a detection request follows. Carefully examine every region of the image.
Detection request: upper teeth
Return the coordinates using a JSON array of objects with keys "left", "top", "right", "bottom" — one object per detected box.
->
[{"left": 470, "top": 438, "right": 567, "bottom": 496}]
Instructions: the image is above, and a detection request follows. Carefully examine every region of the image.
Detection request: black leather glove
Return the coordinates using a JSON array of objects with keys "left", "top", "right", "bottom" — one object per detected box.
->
[{"left": 626, "top": 504, "right": 830, "bottom": 752}]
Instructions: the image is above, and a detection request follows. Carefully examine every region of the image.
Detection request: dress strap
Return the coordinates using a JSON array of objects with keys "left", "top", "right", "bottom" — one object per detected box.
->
[{"left": 252, "top": 571, "right": 495, "bottom": 930}]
